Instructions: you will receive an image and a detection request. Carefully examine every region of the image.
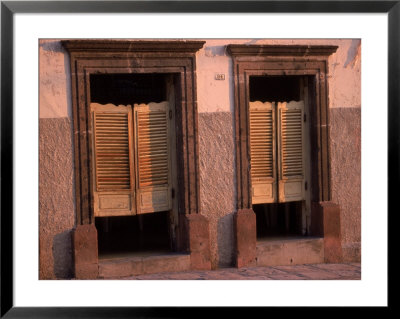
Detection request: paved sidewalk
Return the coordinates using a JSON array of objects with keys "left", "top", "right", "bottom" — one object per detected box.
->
[{"left": 121, "top": 263, "right": 361, "bottom": 280}]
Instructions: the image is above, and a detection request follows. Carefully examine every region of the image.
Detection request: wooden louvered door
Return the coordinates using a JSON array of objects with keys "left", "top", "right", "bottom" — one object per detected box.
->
[
  {"left": 91, "top": 103, "right": 135, "bottom": 217},
  {"left": 134, "top": 101, "right": 172, "bottom": 214},
  {"left": 277, "top": 101, "right": 305, "bottom": 202},
  {"left": 249, "top": 101, "right": 277, "bottom": 204}
]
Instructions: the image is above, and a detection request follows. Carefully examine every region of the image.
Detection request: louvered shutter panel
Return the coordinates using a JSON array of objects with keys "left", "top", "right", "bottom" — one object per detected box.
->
[
  {"left": 277, "top": 101, "right": 305, "bottom": 202},
  {"left": 249, "top": 101, "right": 277, "bottom": 204},
  {"left": 134, "top": 101, "right": 172, "bottom": 214},
  {"left": 91, "top": 103, "right": 135, "bottom": 217}
]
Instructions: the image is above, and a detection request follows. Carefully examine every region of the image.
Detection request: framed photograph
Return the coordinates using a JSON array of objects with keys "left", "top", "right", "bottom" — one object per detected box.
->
[{"left": 1, "top": 0, "right": 396, "bottom": 317}]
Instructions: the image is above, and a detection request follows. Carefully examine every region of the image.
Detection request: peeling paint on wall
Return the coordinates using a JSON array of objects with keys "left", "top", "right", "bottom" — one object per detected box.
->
[
  {"left": 39, "top": 39, "right": 361, "bottom": 118},
  {"left": 344, "top": 39, "right": 361, "bottom": 69},
  {"left": 204, "top": 45, "right": 227, "bottom": 57},
  {"left": 39, "top": 40, "right": 72, "bottom": 119}
]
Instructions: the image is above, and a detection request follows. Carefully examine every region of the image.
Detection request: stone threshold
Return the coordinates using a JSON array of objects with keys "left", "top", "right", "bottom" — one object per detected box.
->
[
  {"left": 98, "top": 251, "right": 191, "bottom": 279},
  {"left": 256, "top": 236, "right": 324, "bottom": 267}
]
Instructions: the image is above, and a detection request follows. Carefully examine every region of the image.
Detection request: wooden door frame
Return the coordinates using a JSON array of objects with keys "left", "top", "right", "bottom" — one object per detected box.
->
[
  {"left": 227, "top": 44, "right": 339, "bottom": 267},
  {"left": 228, "top": 44, "right": 338, "bottom": 208},
  {"left": 62, "top": 40, "right": 204, "bottom": 223},
  {"left": 63, "top": 40, "right": 211, "bottom": 277}
]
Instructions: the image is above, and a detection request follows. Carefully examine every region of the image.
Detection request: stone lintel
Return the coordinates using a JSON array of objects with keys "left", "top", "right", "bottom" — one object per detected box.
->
[
  {"left": 62, "top": 39, "right": 206, "bottom": 54},
  {"left": 227, "top": 44, "right": 338, "bottom": 57}
]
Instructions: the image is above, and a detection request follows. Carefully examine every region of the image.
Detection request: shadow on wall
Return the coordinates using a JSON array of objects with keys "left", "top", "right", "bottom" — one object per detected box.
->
[
  {"left": 217, "top": 213, "right": 235, "bottom": 267},
  {"left": 344, "top": 39, "right": 361, "bottom": 68},
  {"left": 52, "top": 229, "right": 74, "bottom": 279},
  {"left": 204, "top": 45, "right": 228, "bottom": 57},
  {"left": 40, "top": 40, "right": 66, "bottom": 53}
]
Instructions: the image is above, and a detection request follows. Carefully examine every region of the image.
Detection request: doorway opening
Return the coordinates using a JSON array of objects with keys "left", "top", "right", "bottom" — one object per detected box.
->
[
  {"left": 249, "top": 76, "right": 301, "bottom": 102},
  {"left": 90, "top": 73, "right": 167, "bottom": 105},
  {"left": 95, "top": 213, "right": 171, "bottom": 257},
  {"left": 253, "top": 202, "right": 303, "bottom": 238},
  {"left": 249, "top": 75, "right": 310, "bottom": 239},
  {"left": 90, "top": 73, "right": 178, "bottom": 258}
]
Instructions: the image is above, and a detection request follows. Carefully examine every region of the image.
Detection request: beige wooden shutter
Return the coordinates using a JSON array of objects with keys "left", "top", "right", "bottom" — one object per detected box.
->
[
  {"left": 277, "top": 101, "right": 305, "bottom": 202},
  {"left": 134, "top": 101, "right": 172, "bottom": 214},
  {"left": 249, "top": 101, "right": 277, "bottom": 204},
  {"left": 91, "top": 103, "right": 135, "bottom": 217}
]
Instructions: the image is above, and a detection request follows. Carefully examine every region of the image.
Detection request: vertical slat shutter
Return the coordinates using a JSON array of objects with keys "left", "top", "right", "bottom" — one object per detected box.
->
[
  {"left": 249, "top": 101, "right": 277, "bottom": 204},
  {"left": 278, "top": 101, "right": 305, "bottom": 202},
  {"left": 92, "top": 103, "right": 135, "bottom": 217},
  {"left": 134, "top": 101, "right": 172, "bottom": 214}
]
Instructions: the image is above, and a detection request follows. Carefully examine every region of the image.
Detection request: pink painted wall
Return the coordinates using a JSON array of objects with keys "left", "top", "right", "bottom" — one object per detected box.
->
[
  {"left": 40, "top": 39, "right": 360, "bottom": 118},
  {"left": 39, "top": 39, "right": 361, "bottom": 276}
]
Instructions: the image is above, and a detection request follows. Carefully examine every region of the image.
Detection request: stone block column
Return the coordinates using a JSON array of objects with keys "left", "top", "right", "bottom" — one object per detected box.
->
[
  {"left": 234, "top": 209, "right": 257, "bottom": 267},
  {"left": 184, "top": 214, "right": 212, "bottom": 270},
  {"left": 311, "top": 201, "right": 343, "bottom": 263},
  {"left": 73, "top": 224, "right": 98, "bottom": 279}
]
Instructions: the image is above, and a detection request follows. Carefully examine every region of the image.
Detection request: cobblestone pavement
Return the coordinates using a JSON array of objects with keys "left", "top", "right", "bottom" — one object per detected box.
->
[{"left": 122, "top": 263, "right": 361, "bottom": 280}]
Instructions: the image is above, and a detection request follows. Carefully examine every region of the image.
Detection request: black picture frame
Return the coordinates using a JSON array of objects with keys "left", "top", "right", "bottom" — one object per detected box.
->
[{"left": 1, "top": 1, "right": 396, "bottom": 317}]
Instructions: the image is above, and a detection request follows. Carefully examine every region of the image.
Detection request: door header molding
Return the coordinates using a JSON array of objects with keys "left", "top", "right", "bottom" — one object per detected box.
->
[
  {"left": 228, "top": 44, "right": 337, "bottom": 209},
  {"left": 227, "top": 44, "right": 338, "bottom": 57},
  {"left": 62, "top": 39, "right": 206, "bottom": 54},
  {"left": 62, "top": 39, "right": 204, "bottom": 224}
]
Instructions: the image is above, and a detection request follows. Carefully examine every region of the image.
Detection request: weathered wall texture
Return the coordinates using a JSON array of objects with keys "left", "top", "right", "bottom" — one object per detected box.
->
[
  {"left": 196, "top": 39, "right": 361, "bottom": 113},
  {"left": 198, "top": 112, "right": 236, "bottom": 268},
  {"left": 39, "top": 118, "right": 75, "bottom": 279},
  {"left": 39, "top": 40, "right": 72, "bottom": 119},
  {"left": 330, "top": 108, "right": 361, "bottom": 262},
  {"left": 39, "top": 38, "right": 361, "bottom": 276},
  {"left": 41, "top": 39, "right": 362, "bottom": 116},
  {"left": 195, "top": 39, "right": 361, "bottom": 265},
  {"left": 39, "top": 40, "right": 76, "bottom": 278}
]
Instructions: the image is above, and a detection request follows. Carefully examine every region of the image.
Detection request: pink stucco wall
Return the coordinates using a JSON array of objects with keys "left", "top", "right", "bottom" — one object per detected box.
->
[
  {"left": 40, "top": 38, "right": 360, "bottom": 118},
  {"left": 39, "top": 39, "right": 361, "bottom": 276}
]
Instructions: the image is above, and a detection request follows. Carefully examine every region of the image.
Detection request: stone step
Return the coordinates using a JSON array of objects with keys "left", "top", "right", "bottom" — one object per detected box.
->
[
  {"left": 98, "top": 252, "right": 191, "bottom": 279},
  {"left": 256, "top": 236, "right": 324, "bottom": 267}
]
